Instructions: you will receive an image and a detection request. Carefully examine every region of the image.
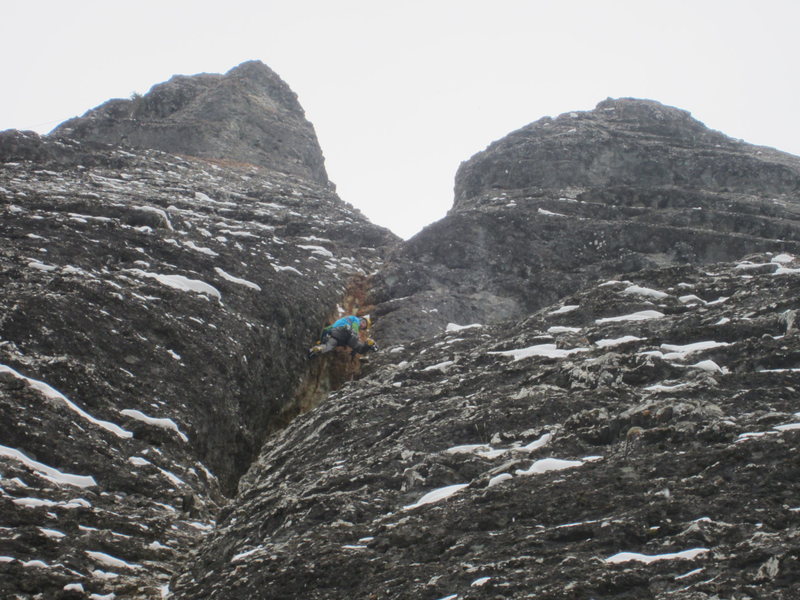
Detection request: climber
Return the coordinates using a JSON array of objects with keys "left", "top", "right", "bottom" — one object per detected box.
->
[{"left": 307, "top": 315, "right": 377, "bottom": 359}]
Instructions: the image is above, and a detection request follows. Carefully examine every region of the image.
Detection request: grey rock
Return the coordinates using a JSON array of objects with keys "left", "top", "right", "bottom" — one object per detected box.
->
[
  {"left": 370, "top": 99, "right": 800, "bottom": 345},
  {"left": 0, "top": 126, "right": 395, "bottom": 597},
  {"left": 172, "top": 253, "right": 800, "bottom": 600},
  {"left": 455, "top": 98, "right": 800, "bottom": 208},
  {"left": 4, "top": 75, "right": 800, "bottom": 600},
  {"left": 51, "top": 60, "right": 330, "bottom": 185}
]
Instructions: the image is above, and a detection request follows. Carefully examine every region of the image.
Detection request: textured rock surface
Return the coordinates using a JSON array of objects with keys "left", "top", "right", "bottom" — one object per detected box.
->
[
  {"left": 454, "top": 98, "right": 800, "bottom": 208},
  {"left": 3, "top": 81, "right": 800, "bottom": 600},
  {"left": 173, "top": 253, "right": 800, "bottom": 599},
  {"left": 0, "top": 129, "right": 395, "bottom": 598},
  {"left": 51, "top": 61, "right": 330, "bottom": 185},
  {"left": 370, "top": 99, "right": 800, "bottom": 345}
]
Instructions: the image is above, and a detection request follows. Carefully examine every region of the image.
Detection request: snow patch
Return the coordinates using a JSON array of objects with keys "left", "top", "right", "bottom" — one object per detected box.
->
[
  {"left": 538, "top": 208, "right": 566, "bottom": 217},
  {"left": 548, "top": 326, "right": 581, "bottom": 334},
  {"left": 515, "top": 457, "right": 584, "bottom": 476},
  {"left": 120, "top": 409, "right": 188, "bottom": 442},
  {"left": 605, "top": 548, "right": 709, "bottom": 564},
  {"left": 623, "top": 285, "right": 668, "bottom": 300},
  {"left": 446, "top": 323, "right": 483, "bottom": 332},
  {"left": 488, "top": 473, "right": 513, "bottom": 487},
  {"left": 596, "top": 336, "right": 642, "bottom": 348},
  {"left": 0, "top": 444, "right": 97, "bottom": 488},
  {"left": 688, "top": 359, "right": 727, "bottom": 373},
  {"left": 659, "top": 341, "right": 731, "bottom": 360},
  {"left": 183, "top": 240, "right": 218, "bottom": 257},
  {"left": 403, "top": 483, "right": 469, "bottom": 511},
  {"left": 214, "top": 267, "right": 261, "bottom": 291},
  {"left": 596, "top": 310, "right": 664, "bottom": 324},
  {"left": 489, "top": 344, "right": 588, "bottom": 361},
  {"left": 128, "top": 270, "right": 221, "bottom": 301},
  {"left": 0, "top": 364, "right": 132, "bottom": 439},
  {"left": 272, "top": 264, "right": 302, "bottom": 275},
  {"left": 85, "top": 550, "right": 141, "bottom": 570},
  {"left": 298, "top": 244, "right": 334, "bottom": 258},
  {"left": 231, "top": 546, "right": 263, "bottom": 562},
  {"left": 548, "top": 305, "right": 579, "bottom": 315},
  {"left": 423, "top": 360, "right": 454, "bottom": 372}
]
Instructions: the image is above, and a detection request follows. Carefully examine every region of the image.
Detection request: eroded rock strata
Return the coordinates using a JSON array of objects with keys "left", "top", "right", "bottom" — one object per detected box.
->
[
  {"left": 0, "top": 69, "right": 394, "bottom": 597},
  {"left": 370, "top": 99, "right": 800, "bottom": 345},
  {"left": 52, "top": 61, "right": 328, "bottom": 185},
  {"left": 1, "top": 66, "right": 799, "bottom": 600},
  {"left": 174, "top": 253, "right": 800, "bottom": 600}
]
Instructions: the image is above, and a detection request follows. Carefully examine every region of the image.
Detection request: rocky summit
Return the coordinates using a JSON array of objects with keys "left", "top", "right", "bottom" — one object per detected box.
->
[
  {"left": 1, "top": 62, "right": 800, "bottom": 600},
  {"left": 51, "top": 61, "right": 329, "bottom": 185},
  {"left": 370, "top": 98, "right": 800, "bottom": 345}
]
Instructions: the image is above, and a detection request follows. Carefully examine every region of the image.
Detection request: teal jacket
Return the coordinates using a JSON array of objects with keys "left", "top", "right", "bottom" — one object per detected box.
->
[
  {"left": 320, "top": 315, "right": 362, "bottom": 343},
  {"left": 331, "top": 315, "right": 361, "bottom": 334}
]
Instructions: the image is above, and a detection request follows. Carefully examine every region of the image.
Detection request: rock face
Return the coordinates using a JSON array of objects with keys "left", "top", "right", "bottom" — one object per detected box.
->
[
  {"left": 51, "top": 61, "right": 329, "bottom": 185},
  {"left": 454, "top": 98, "right": 800, "bottom": 208},
  {"left": 3, "top": 80, "right": 800, "bottom": 600},
  {"left": 0, "top": 122, "right": 394, "bottom": 595},
  {"left": 173, "top": 252, "right": 800, "bottom": 599},
  {"left": 370, "top": 99, "right": 800, "bottom": 345}
]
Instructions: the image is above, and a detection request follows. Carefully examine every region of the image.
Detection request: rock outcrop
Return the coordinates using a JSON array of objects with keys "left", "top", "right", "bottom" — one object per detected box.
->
[
  {"left": 173, "top": 253, "right": 800, "bottom": 599},
  {"left": 454, "top": 98, "right": 800, "bottom": 208},
  {"left": 370, "top": 99, "right": 800, "bottom": 345},
  {"left": 3, "top": 72, "right": 800, "bottom": 600},
  {"left": 0, "top": 93, "right": 394, "bottom": 595},
  {"left": 51, "top": 61, "right": 329, "bottom": 185}
]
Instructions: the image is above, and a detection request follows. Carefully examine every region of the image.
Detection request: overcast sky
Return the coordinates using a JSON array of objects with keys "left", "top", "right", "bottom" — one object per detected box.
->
[{"left": 3, "top": 1, "right": 799, "bottom": 238}]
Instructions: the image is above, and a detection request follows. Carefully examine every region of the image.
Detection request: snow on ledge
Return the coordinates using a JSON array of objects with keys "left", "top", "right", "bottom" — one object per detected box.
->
[
  {"left": 214, "top": 267, "right": 261, "bottom": 291},
  {"left": 596, "top": 335, "right": 642, "bottom": 348},
  {"left": 0, "top": 364, "right": 132, "bottom": 439},
  {"left": 445, "top": 433, "right": 552, "bottom": 460},
  {"left": 595, "top": 310, "right": 664, "bottom": 324},
  {"left": 0, "top": 444, "right": 97, "bottom": 488},
  {"left": 489, "top": 344, "right": 589, "bottom": 361},
  {"left": 403, "top": 483, "right": 469, "bottom": 511},
  {"left": 128, "top": 269, "right": 221, "bottom": 301},
  {"left": 423, "top": 360, "right": 455, "bottom": 372},
  {"left": 622, "top": 285, "right": 668, "bottom": 300},
  {"left": 85, "top": 550, "right": 141, "bottom": 571},
  {"left": 605, "top": 547, "right": 709, "bottom": 565},
  {"left": 272, "top": 263, "right": 303, "bottom": 275},
  {"left": 446, "top": 323, "right": 483, "bottom": 333},
  {"left": 231, "top": 546, "right": 264, "bottom": 563},
  {"left": 515, "top": 457, "right": 584, "bottom": 476},
  {"left": 548, "top": 304, "right": 579, "bottom": 315},
  {"left": 120, "top": 409, "right": 189, "bottom": 442}
]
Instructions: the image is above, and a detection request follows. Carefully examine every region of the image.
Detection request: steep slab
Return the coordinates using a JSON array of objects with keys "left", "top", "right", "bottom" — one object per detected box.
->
[
  {"left": 173, "top": 253, "right": 800, "bottom": 599},
  {"left": 0, "top": 130, "right": 394, "bottom": 598}
]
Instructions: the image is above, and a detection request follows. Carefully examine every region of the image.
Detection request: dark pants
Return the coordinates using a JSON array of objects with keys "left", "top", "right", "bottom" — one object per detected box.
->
[{"left": 322, "top": 327, "right": 368, "bottom": 354}]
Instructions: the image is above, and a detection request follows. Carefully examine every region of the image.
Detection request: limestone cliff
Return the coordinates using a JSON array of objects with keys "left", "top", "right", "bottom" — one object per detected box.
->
[
  {"left": 0, "top": 62, "right": 395, "bottom": 598},
  {"left": 370, "top": 99, "right": 800, "bottom": 345},
  {"left": 174, "top": 252, "right": 800, "bottom": 600},
  {"left": 2, "top": 76, "right": 800, "bottom": 600}
]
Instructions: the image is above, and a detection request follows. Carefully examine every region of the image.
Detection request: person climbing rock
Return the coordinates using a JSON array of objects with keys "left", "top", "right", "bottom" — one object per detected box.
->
[{"left": 307, "top": 315, "right": 377, "bottom": 359}]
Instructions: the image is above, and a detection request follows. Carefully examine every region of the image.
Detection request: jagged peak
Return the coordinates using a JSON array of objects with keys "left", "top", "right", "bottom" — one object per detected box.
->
[{"left": 51, "top": 60, "right": 328, "bottom": 184}]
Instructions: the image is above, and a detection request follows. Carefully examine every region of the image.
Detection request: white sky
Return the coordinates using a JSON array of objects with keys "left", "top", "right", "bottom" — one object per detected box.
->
[{"left": 2, "top": 1, "right": 799, "bottom": 239}]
